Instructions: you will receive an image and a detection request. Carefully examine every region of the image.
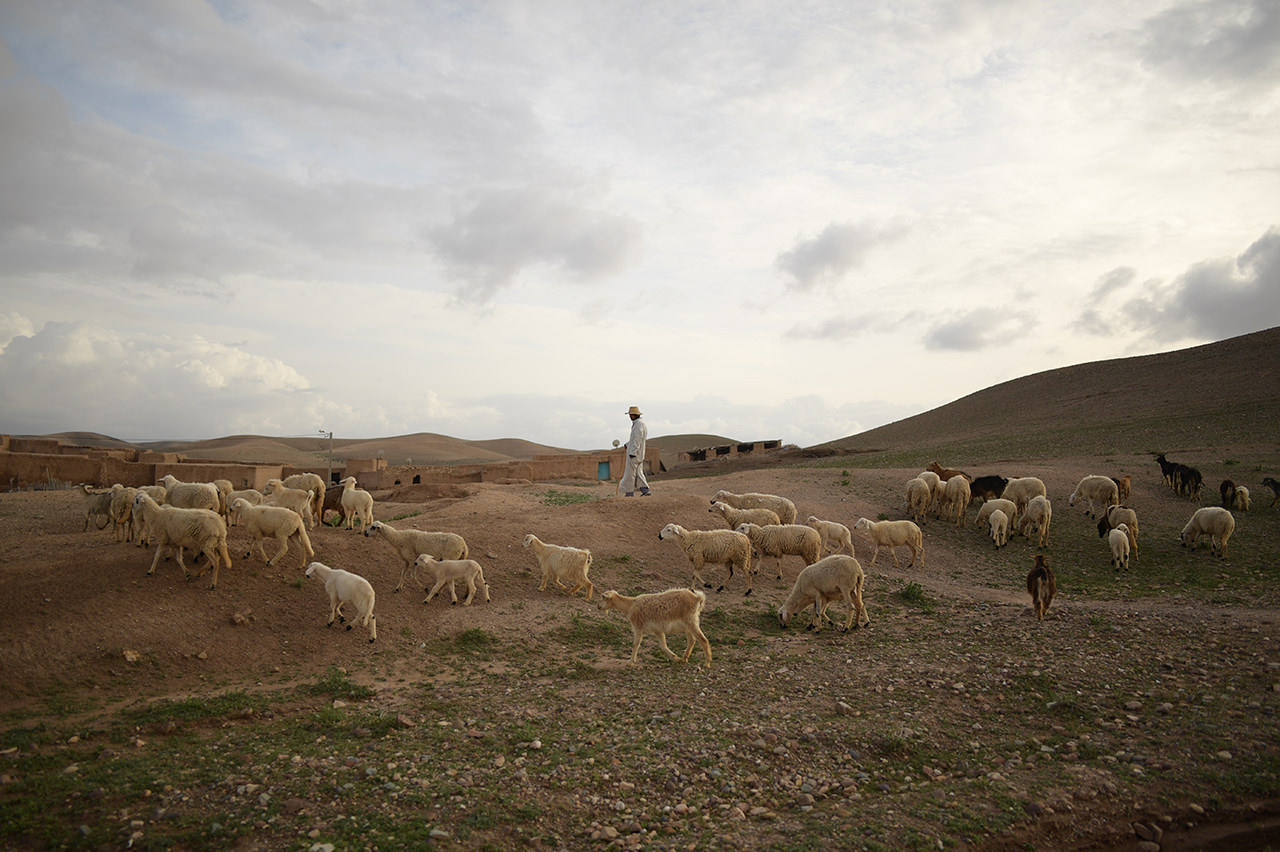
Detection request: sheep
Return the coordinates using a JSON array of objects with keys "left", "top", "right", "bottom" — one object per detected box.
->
[
  {"left": 1220, "top": 479, "right": 1237, "bottom": 509},
  {"left": 131, "top": 484, "right": 168, "bottom": 545},
  {"left": 338, "top": 476, "right": 374, "bottom": 530},
  {"left": 1109, "top": 524, "right": 1130, "bottom": 571},
  {"left": 777, "top": 554, "right": 869, "bottom": 633},
  {"left": 415, "top": 554, "right": 490, "bottom": 606},
  {"left": 1018, "top": 495, "right": 1053, "bottom": 548},
  {"left": 805, "top": 515, "right": 854, "bottom": 556},
  {"left": 211, "top": 478, "right": 234, "bottom": 521},
  {"left": 708, "top": 490, "right": 797, "bottom": 525},
  {"left": 941, "top": 474, "right": 971, "bottom": 527},
  {"left": 1179, "top": 506, "right": 1235, "bottom": 558},
  {"left": 975, "top": 498, "right": 1018, "bottom": 532},
  {"left": 232, "top": 498, "right": 315, "bottom": 568},
  {"left": 852, "top": 517, "right": 924, "bottom": 568},
  {"left": 734, "top": 522, "right": 823, "bottom": 580},
  {"left": 131, "top": 493, "right": 232, "bottom": 589},
  {"left": 108, "top": 484, "right": 138, "bottom": 543},
  {"left": 283, "top": 473, "right": 327, "bottom": 532},
  {"left": 905, "top": 477, "right": 933, "bottom": 525},
  {"left": 708, "top": 501, "right": 780, "bottom": 529},
  {"left": 1233, "top": 486, "right": 1251, "bottom": 512},
  {"left": 968, "top": 475, "right": 1009, "bottom": 506},
  {"left": 1068, "top": 475, "right": 1120, "bottom": 519},
  {"left": 1112, "top": 474, "right": 1132, "bottom": 503},
  {"left": 1263, "top": 477, "right": 1280, "bottom": 507},
  {"left": 988, "top": 509, "right": 1009, "bottom": 549},
  {"left": 523, "top": 533, "right": 594, "bottom": 600},
  {"left": 226, "top": 488, "right": 263, "bottom": 525},
  {"left": 304, "top": 561, "right": 377, "bottom": 642},
  {"left": 927, "top": 461, "right": 970, "bottom": 482},
  {"left": 602, "top": 587, "right": 712, "bottom": 666},
  {"left": 363, "top": 520, "right": 470, "bottom": 593},
  {"left": 1175, "top": 464, "right": 1203, "bottom": 499},
  {"left": 78, "top": 483, "right": 114, "bottom": 531},
  {"left": 1026, "top": 554, "right": 1056, "bottom": 621},
  {"left": 657, "top": 523, "right": 753, "bottom": 595},
  {"left": 263, "top": 478, "right": 318, "bottom": 529},
  {"left": 159, "top": 474, "right": 221, "bottom": 513},
  {"left": 1096, "top": 506, "right": 1139, "bottom": 556},
  {"left": 1001, "top": 477, "right": 1047, "bottom": 514}
]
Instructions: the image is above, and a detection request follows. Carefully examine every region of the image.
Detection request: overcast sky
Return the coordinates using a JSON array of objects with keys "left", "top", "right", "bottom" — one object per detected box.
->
[{"left": 1, "top": 1, "right": 1277, "bottom": 450}]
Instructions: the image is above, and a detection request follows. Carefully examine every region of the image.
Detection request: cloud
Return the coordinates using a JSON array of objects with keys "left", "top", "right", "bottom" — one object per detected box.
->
[
  {"left": 1139, "top": 0, "right": 1280, "bottom": 85},
  {"left": 426, "top": 187, "right": 644, "bottom": 303},
  {"left": 923, "top": 308, "right": 1036, "bottom": 352},
  {"left": 784, "top": 314, "right": 876, "bottom": 341},
  {"left": 774, "top": 220, "right": 910, "bottom": 292}
]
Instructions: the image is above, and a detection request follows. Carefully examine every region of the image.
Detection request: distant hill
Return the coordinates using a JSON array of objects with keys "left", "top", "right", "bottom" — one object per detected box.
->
[
  {"left": 134, "top": 432, "right": 575, "bottom": 466},
  {"left": 648, "top": 434, "right": 738, "bottom": 457}
]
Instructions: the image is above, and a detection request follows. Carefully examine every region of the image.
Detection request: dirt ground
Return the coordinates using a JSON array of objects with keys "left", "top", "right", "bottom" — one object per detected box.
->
[{"left": 3, "top": 455, "right": 1280, "bottom": 850}]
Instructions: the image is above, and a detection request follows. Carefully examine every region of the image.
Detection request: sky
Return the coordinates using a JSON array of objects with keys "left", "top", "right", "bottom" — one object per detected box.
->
[{"left": 0, "top": 1, "right": 1278, "bottom": 451}]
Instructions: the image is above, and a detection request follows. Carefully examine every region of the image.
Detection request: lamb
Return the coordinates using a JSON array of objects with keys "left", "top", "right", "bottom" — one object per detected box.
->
[
  {"left": 78, "top": 483, "right": 114, "bottom": 531},
  {"left": 968, "top": 475, "right": 1009, "bottom": 506},
  {"left": 709, "top": 490, "right": 797, "bottom": 525},
  {"left": 805, "top": 515, "right": 855, "bottom": 556},
  {"left": 282, "top": 473, "right": 327, "bottom": 532},
  {"left": 338, "top": 476, "right": 374, "bottom": 530},
  {"left": 988, "top": 509, "right": 1009, "bottom": 549},
  {"left": 1233, "top": 486, "right": 1251, "bottom": 512},
  {"left": 1001, "top": 477, "right": 1047, "bottom": 514},
  {"left": 941, "top": 474, "right": 971, "bottom": 527},
  {"left": 975, "top": 498, "right": 1018, "bottom": 532},
  {"left": 365, "top": 520, "right": 470, "bottom": 593},
  {"left": 1068, "top": 475, "right": 1119, "bottom": 518},
  {"left": 131, "top": 493, "right": 232, "bottom": 589},
  {"left": 708, "top": 501, "right": 780, "bottom": 529},
  {"left": 602, "top": 587, "right": 712, "bottom": 666},
  {"left": 263, "top": 479, "right": 318, "bottom": 529},
  {"left": 1179, "top": 506, "right": 1236, "bottom": 558},
  {"left": 1111, "top": 474, "right": 1132, "bottom": 503},
  {"left": 1026, "top": 554, "right": 1056, "bottom": 621},
  {"left": 158, "top": 474, "right": 221, "bottom": 513},
  {"left": 304, "top": 561, "right": 377, "bottom": 642},
  {"left": 523, "top": 533, "right": 594, "bottom": 600},
  {"left": 1018, "top": 495, "right": 1053, "bottom": 548},
  {"left": 1263, "top": 477, "right": 1280, "bottom": 507},
  {"left": 852, "top": 517, "right": 924, "bottom": 568},
  {"left": 226, "top": 488, "right": 263, "bottom": 525},
  {"left": 1096, "top": 506, "right": 1139, "bottom": 556},
  {"left": 1109, "top": 523, "right": 1130, "bottom": 571},
  {"left": 415, "top": 554, "right": 490, "bottom": 606},
  {"left": 777, "top": 554, "right": 869, "bottom": 633},
  {"left": 657, "top": 523, "right": 753, "bottom": 594},
  {"left": 734, "top": 522, "right": 823, "bottom": 580},
  {"left": 232, "top": 498, "right": 315, "bottom": 568},
  {"left": 108, "top": 484, "right": 138, "bottom": 543},
  {"left": 905, "top": 477, "right": 933, "bottom": 525}
]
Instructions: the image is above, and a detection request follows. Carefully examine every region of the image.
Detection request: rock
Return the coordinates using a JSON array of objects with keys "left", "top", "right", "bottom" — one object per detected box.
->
[
  {"left": 123, "top": 649, "right": 140, "bottom": 662},
  {"left": 1137, "top": 842, "right": 1160, "bottom": 852}
]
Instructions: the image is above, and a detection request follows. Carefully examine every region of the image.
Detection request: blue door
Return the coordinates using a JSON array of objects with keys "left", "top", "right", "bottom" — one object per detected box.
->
[{"left": 597, "top": 461, "right": 611, "bottom": 481}]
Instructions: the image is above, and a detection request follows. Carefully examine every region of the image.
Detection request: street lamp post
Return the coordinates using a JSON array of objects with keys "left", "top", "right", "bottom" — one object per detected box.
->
[{"left": 319, "top": 430, "right": 333, "bottom": 484}]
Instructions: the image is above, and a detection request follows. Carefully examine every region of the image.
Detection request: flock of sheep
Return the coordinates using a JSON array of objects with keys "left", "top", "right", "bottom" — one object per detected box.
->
[{"left": 72, "top": 452, "right": 1268, "bottom": 665}]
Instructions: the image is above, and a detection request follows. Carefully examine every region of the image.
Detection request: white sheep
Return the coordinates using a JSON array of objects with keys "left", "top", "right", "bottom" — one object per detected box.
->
[
  {"left": 1018, "top": 495, "right": 1053, "bottom": 548},
  {"left": 904, "top": 477, "right": 933, "bottom": 525},
  {"left": 522, "top": 533, "right": 594, "bottom": 600},
  {"left": 657, "top": 523, "right": 754, "bottom": 595},
  {"left": 708, "top": 501, "right": 781, "bottom": 529},
  {"left": 1097, "top": 505, "right": 1139, "bottom": 556},
  {"left": 1068, "top": 474, "right": 1120, "bottom": 518},
  {"left": 211, "top": 478, "right": 234, "bottom": 521},
  {"left": 108, "top": 484, "right": 138, "bottom": 543},
  {"left": 975, "top": 498, "right": 1018, "bottom": 532},
  {"left": 282, "top": 473, "right": 327, "bottom": 532},
  {"left": 78, "top": 483, "right": 114, "bottom": 532},
  {"left": 415, "top": 554, "right": 490, "bottom": 606},
  {"left": 130, "top": 484, "right": 168, "bottom": 545},
  {"left": 1179, "top": 506, "right": 1236, "bottom": 558},
  {"left": 777, "top": 554, "right": 869, "bottom": 633},
  {"left": 915, "top": 470, "right": 944, "bottom": 517},
  {"left": 988, "top": 508, "right": 1009, "bottom": 549},
  {"left": 159, "top": 474, "right": 221, "bottom": 514},
  {"left": 709, "top": 490, "right": 798, "bottom": 525},
  {"left": 1234, "top": 486, "right": 1251, "bottom": 512},
  {"left": 364, "top": 520, "right": 470, "bottom": 593},
  {"left": 1001, "top": 476, "right": 1047, "bottom": 514},
  {"left": 263, "top": 478, "right": 318, "bottom": 529},
  {"left": 227, "top": 488, "right": 263, "bottom": 525},
  {"left": 232, "top": 498, "right": 315, "bottom": 568},
  {"left": 1109, "top": 523, "right": 1130, "bottom": 571},
  {"left": 602, "top": 587, "right": 712, "bottom": 666},
  {"left": 305, "top": 561, "right": 377, "bottom": 642},
  {"left": 805, "top": 515, "right": 854, "bottom": 556},
  {"left": 941, "top": 475, "right": 971, "bottom": 527},
  {"left": 852, "top": 517, "right": 924, "bottom": 568},
  {"left": 338, "top": 476, "right": 374, "bottom": 530},
  {"left": 132, "top": 493, "right": 232, "bottom": 589},
  {"left": 734, "top": 522, "right": 823, "bottom": 580}
]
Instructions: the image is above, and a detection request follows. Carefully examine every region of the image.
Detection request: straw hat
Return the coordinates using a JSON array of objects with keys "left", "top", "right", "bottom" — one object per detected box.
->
[{"left": 626, "top": 405, "right": 643, "bottom": 416}]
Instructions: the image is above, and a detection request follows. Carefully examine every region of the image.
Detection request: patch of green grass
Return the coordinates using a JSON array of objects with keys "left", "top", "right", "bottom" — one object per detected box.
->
[
  {"left": 539, "top": 488, "right": 597, "bottom": 506},
  {"left": 896, "top": 581, "right": 937, "bottom": 614},
  {"left": 122, "top": 690, "right": 270, "bottom": 726},
  {"left": 389, "top": 511, "right": 421, "bottom": 521},
  {"left": 304, "top": 667, "right": 375, "bottom": 700},
  {"left": 457, "top": 627, "right": 495, "bottom": 650}
]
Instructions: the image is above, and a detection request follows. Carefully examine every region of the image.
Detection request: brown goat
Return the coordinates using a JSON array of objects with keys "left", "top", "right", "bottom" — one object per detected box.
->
[
  {"left": 1026, "top": 554, "right": 1057, "bottom": 622},
  {"left": 927, "top": 461, "right": 970, "bottom": 482}
]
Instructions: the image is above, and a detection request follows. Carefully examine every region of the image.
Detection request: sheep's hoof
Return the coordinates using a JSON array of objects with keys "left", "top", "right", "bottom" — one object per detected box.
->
[
  {"left": 346, "top": 624, "right": 353, "bottom": 631},
  {"left": 715, "top": 584, "right": 725, "bottom": 592},
  {"left": 743, "top": 589, "right": 752, "bottom": 596},
  {"left": 451, "top": 600, "right": 458, "bottom": 606},
  {"left": 368, "top": 638, "right": 375, "bottom": 643}
]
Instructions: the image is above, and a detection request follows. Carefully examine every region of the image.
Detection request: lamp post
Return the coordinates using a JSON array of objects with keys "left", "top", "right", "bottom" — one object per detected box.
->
[{"left": 319, "top": 429, "right": 333, "bottom": 484}]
